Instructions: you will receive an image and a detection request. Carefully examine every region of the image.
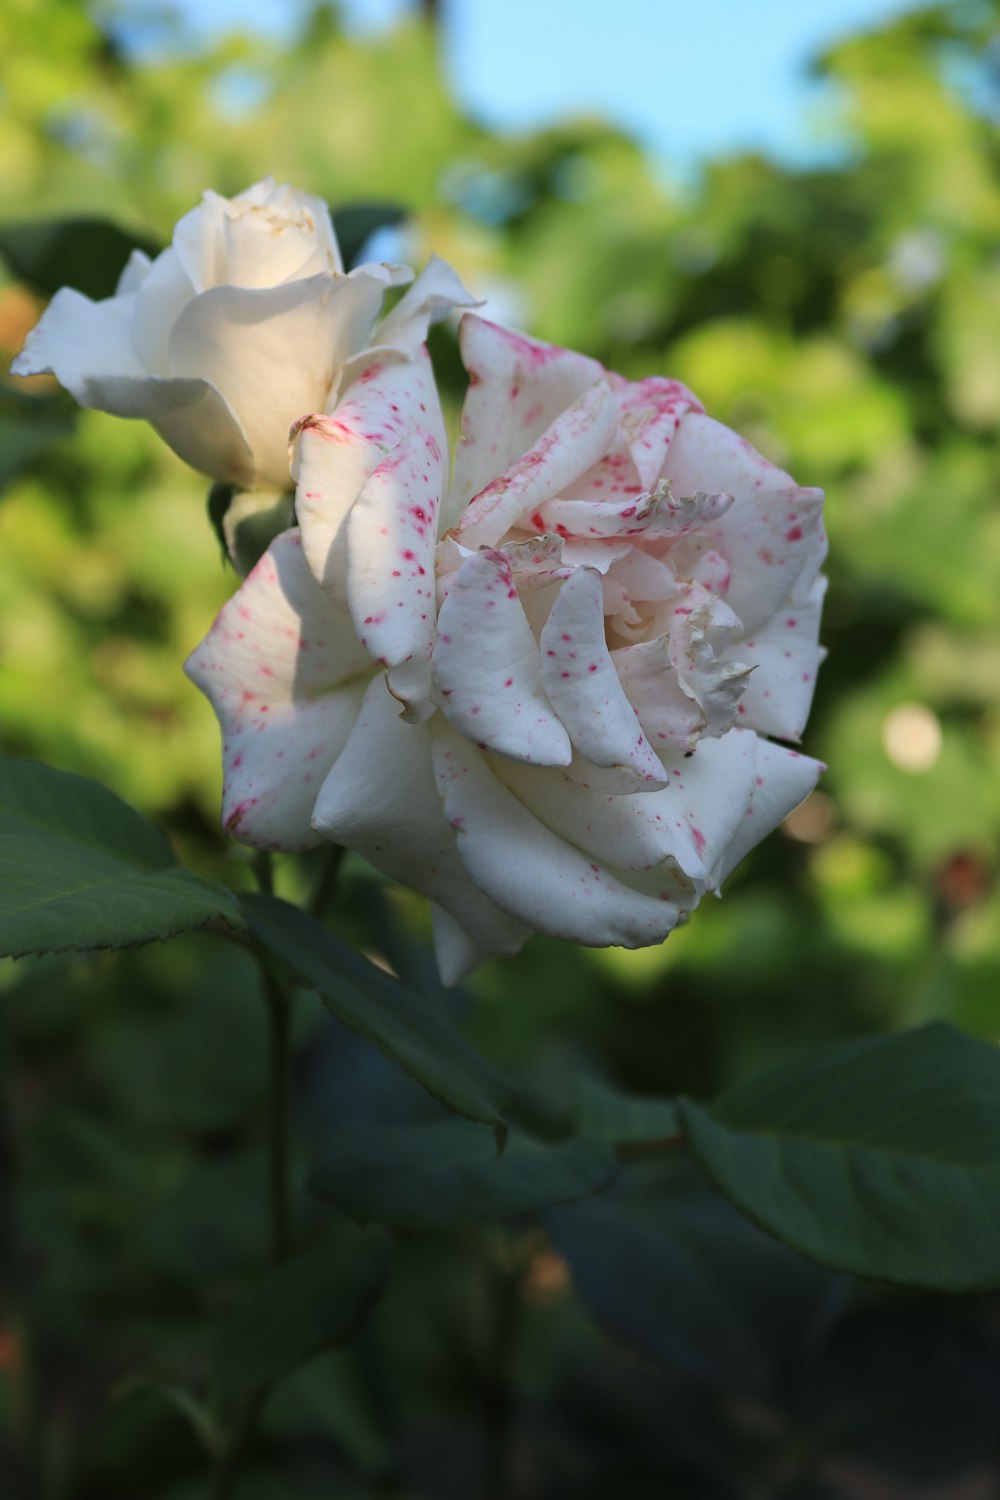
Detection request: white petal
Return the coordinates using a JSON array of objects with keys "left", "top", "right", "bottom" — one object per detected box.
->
[
  {"left": 293, "top": 348, "right": 445, "bottom": 601},
  {"left": 185, "top": 530, "right": 372, "bottom": 850},
  {"left": 539, "top": 568, "right": 667, "bottom": 788},
  {"left": 716, "top": 736, "right": 825, "bottom": 883},
  {"left": 450, "top": 314, "right": 605, "bottom": 519},
  {"left": 346, "top": 427, "right": 444, "bottom": 721},
  {"left": 500, "top": 729, "right": 761, "bottom": 890},
  {"left": 730, "top": 575, "right": 828, "bottom": 742},
  {"left": 432, "top": 549, "right": 572, "bottom": 765},
  {"left": 130, "top": 247, "right": 198, "bottom": 375},
  {"left": 665, "top": 412, "right": 825, "bottom": 634},
  {"left": 431, "top": 904, "right": 515, "bottom": 986},
  {"left": 12, "top": 285, "right": 146, "bottom": 383},
  {"left": 168, "top": 272, "right": 387, "bottom": 489},
  {"left": 11, "top": 287, "right": 254, "bottom": 482},
  {"left": 454, "top": 380, "right": 620, "bottom": 550},
  {"left": 313, "top": 677, "right": 530, "bottom": 957},
  {"left": 115, "top": 248, "right": 153, "bottom": 295},
  {"left": 432, "top": 726, "right": 681, "bottom": 948},
  {"left": 371, "top": 254, "right": 480, "bottom": 360}
]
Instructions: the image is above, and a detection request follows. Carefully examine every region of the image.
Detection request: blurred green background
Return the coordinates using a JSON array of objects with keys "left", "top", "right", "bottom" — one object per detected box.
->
[{"left": 2, "top": 2, "right": 1000, "bottom": 1496}]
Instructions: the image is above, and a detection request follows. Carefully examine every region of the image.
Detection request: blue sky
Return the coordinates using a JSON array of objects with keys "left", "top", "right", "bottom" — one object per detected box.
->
[{"left": 151, "top": 0, "right": 920, "bottom": 174}]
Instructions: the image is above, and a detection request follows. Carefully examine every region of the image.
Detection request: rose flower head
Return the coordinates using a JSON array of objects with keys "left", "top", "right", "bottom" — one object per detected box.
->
[
  {"left": 12, "top": 176, "right": 475, "bottom": 490},
  {"left": 187, "top": 315, "right": 827, "bottom": 983}
]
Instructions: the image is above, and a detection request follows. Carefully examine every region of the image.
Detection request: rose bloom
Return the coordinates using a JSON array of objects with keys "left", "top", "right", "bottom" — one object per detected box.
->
[
  {"left": 187, "top": 315, "right": 826, "bottom": 982},
  {"left": 12, "top": 177, "right": 474, "bottom": 490}
]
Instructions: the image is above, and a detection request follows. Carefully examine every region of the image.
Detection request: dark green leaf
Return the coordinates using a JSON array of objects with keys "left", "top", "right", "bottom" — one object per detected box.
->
[
  {"left": 679, "top": 1023, "right": 1000, "bottom": 1291},
  {"left": 0, "top": 216, "right": 161, "bottom": 300},
  {"left": 574, "top": 1074, "right": 680, "bottom": 1146},
  {"left": 331, "top": 202, "right": 407, "bottom": 270},
  {"left": 241, "top": 893, "right": 514, "bottom": 1129},
  {"left": 311, "top": 1117, "right": 616, "bottom": 1229},
  {"left": 548, "top": 1155, "right": 844, "bottom": 1399},
  {"left": 214, "top": 1220, "right": 393, "bottom": 1405},
  {"left": 0, "top": 757, "right": 243, "bottom": 957}
]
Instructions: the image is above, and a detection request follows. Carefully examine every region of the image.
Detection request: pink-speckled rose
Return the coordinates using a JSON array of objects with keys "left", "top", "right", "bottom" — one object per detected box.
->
[
  {"left": 12, "top": 177, "right": 475, "bottom": 490},
  {"left": 186, "top": 314, "right": 826, "bottom": 983}
]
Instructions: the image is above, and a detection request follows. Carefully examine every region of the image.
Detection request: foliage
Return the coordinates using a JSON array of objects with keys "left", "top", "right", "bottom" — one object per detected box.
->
[{"left": 3, "top": 0, "right": 1000, "bottom": 1495}]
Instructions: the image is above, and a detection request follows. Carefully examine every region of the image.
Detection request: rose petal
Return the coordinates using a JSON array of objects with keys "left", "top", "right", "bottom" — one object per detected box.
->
[
  {"left": 499, "top": 729, "right": 759, "bottom": 889},
  {"left": 716, "top": 736, "right": 825, "bottom": 883},
  {"left": 455, "top": 380, "right": 620, "bottom": 551},
  {"left": 172, "top": 178, "right": 343, "bottom": 291},
  {"left": 539, "top": 567, "right": 667, "bottom": 788},
  {"left": 370, "top": 254, "right": 480, "bottom": 361},
  {"left": 728, "top": 574, "right": 828, "bottom": 742},
  {"left": 168, "top": 271, "right": 389, "bottom": 489},
  {"left": 129, "top": 248, "right": 198, "bottom": 376},
  {"left": 612, "top": 373, "right": 703, "bottom": 490},
  {"left": 11, "top": 286, "right": 255, "bottom": 482},
  {"left": 665, "top": 412, "right": 825, "bottom": 634},
  {"left": 432, "top": 549, "right": 572, "bottom": 765},
  {"left": 293, "top": 348, "right": 445, "bottom": 602},
  {"left": 432, "top": 726, "right": 681, "bottom": 947},
  {"left": 347, "top": 427, "right": 444, "bottom": 721},
  {"left": 185, "top": 530, "right": 372, "bottom": 850},
  {"left": 430, "top": 904, "right": 501, "bottom": 987},
  {"left": 612, "top": 636, "right": 707, "bottom": 752},
  {"left": 450, "top": 314, "right": 605, "bottom": 518},
  {"left": 312, "top": 677, "right": 530, "bottom": 958}
]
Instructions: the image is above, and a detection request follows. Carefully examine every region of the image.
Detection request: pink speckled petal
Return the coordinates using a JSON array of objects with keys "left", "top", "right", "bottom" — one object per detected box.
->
[
  {"left": 716, "top": 735, "right": 825, "bottom": 884},
  {"left": 612, "top": 636, "right": 707, "bottom": 753},
  {"left": 432, "top": 549, "right": 572, "bottom": 766},
  {"left": 169, "top": 271, "right": 388, "bottom": 489},
  {"left": 729, "top": 574, "right": 828, "bottom": 742},
  {"left": 538, "top": 484, "right": 734, "bottom": 542},
  {"left": 454, "top": 380, "right": 620, "bottom": 551},
  {"left": 500, "top": 730, "right": 758, "bottom": 890},
  {"left": 346, "top": 427, "right": 444, "bottom": 722},
  {"left": 667, "top": 592, "right": 751, "bottom": 741},
  {"left": 432, "top": 725, "right": 681, "bottom": 948},
  {"left": 665, "top": 412, "right": 825, "bottom": 635},
  {"left": 185, "top": 530, "right": 372, "bottom": 850},
  {"left": 613, "top": 374, "right": 703, "bottom": 490},
  {"left": 312, "top": 676, "right": 530, "bottom": 959},
  {"left": 540, "top": 568, "right": 667, "bottom": 788},
  {"left": 449, "top": 315, "right": 606, "bottom": 521},
  {"left": 293, "top": 347, "right": 445, "bottom": 602}
]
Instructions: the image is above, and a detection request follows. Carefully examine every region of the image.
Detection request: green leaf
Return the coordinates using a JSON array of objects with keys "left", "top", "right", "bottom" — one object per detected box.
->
[
  {"left": 679, "top": 1023, "right": 1000, "bottom": 1291},
  {"left": 574, "top": 1074, "right": 680, "bottom": 1147},
  {"left": 548, "top": 1155, "right": 844, "bottom": 1400},
  {"left": 0, "top": 216, "right": 161, "bottom": 300},
  {"left": 241, "top": 893, "right": 514, "bottom": 1129},
  {"left": 310, "top": 1118, "right": 616, "bottom": 1230},
  {"left": 214, "top": 1220, "right": 393, "bottom": 1405},
  {"left": 331, "top": 202, "right": 407, "bottom": 270},
  {"left": 0, "top": 757, "right": 244, "bottom": 957}
]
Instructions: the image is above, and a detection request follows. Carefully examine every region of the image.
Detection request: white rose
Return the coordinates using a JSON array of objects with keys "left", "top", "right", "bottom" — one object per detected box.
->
[
  {"left": 186, "top": 315, "right": 826, "bottom": 983},
  {"left": 11, "top": 176, "right": 475, "bottom": 490}
]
